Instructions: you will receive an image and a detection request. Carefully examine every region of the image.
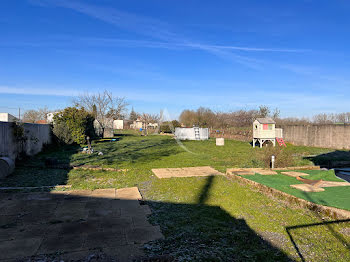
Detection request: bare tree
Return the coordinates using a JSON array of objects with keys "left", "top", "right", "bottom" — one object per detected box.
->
[
  {"left": 73, "top": 90, "right": 128, "bottom": 136},
  {"left": 139, "top": 113, "right": 160, "bottom": 135},
  {"left": 23, "top": 107, "right": 49, "bottom": 123},
  {"left": 258, "top": 105, "right": 270, "bottom": 118}
]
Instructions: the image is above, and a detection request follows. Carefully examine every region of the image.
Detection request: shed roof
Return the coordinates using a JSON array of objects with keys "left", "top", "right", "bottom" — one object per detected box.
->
[{"left": 255, "top": 118, "right": 276, "bottom": 124}]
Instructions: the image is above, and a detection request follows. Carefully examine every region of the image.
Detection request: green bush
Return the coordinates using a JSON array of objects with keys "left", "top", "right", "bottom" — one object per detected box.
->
[
  {"left": 52, "top": 107, "right": 95, "bottom": 145},
  {"left": 257, "top": 145, "right": 294, "bottom": 168},
  {"left": 160, "top": 120, "right": 181, "bottom": 133}
]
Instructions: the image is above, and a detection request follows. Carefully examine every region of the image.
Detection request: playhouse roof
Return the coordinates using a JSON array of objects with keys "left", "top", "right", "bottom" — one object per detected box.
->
[{"left": 255, "top": 118, "right": 276, "bottom": 124}]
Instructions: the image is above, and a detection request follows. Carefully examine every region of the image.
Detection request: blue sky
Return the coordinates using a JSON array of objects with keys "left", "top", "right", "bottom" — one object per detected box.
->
[{"left": 1, "top": 0, "right": 350, "bottom": 119}]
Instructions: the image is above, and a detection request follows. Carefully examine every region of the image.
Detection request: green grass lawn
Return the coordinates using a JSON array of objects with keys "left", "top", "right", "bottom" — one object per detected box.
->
[
  {"left": 143, "top": 175, "right": 350, "bottom": 261},
  {"left": 1, "top": 132, "right": 333, "bottom": 190},
  {"left": 241, "top": 170, "right": 350, "bottom": 211},
  {"left": 2, "top": 133, "right": 350, "bottom": 261}
]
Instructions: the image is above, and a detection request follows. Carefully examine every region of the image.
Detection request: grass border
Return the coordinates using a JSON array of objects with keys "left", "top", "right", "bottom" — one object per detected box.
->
[{"left": 226, "top": 173, "right": 350, "bottom": 219}]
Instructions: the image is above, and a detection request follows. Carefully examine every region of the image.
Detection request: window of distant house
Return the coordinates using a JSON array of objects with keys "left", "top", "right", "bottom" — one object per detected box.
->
[
  {"left": 263, "top": 124, "right": 268, "bottom": 130},
  {"left": 268, "top": 124, "right": 273, "bottom": 130}
]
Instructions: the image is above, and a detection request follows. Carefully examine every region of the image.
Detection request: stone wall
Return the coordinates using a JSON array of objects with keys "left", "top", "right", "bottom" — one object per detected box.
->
[
  {"left": 0, "top": 121, "right": 51, "bottom": 160},
  {"left": 280, "top": 124, "right": 350, "bottom": 149}
]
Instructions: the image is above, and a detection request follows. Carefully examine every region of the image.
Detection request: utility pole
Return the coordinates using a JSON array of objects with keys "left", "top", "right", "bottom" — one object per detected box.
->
[{"left": 18, "top": 107, "right": 21, "bottom": 121}]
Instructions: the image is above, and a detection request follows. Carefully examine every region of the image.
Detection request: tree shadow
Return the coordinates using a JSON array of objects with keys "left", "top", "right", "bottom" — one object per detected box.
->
[
  {"left": 0, "top": 175, "right": 294, "bottom": 261},
  {"left": 0, "top": 144, "right": 80, "bottom": 189},
  {"left": 0, "top": 136, "right": 182, "bottom": 189},
  {"left": 144, "top": 175, "right": 293, "bottom": 261},
  {"left": 285, "top": 191, "right": 350, "bottom": 262},
  {"left": 305, "top": 150, "right": 350, "bottom": 168}
]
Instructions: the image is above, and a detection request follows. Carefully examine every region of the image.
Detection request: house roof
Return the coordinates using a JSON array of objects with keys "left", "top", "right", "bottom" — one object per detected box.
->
[
  {"left": 256, "top": 118, "right": 276, "bottom": 124},
  {"left": 35, "top": 120, "right": 47, "bottom": 124}
]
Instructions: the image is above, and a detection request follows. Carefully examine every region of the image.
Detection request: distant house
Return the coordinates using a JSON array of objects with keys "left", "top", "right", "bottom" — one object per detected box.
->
[
  {"left": 46, "top": 112, "right": 60, "bottom": 123},
  {"left": 0, "top": 113, "right": 17, "bottom": 122},
  {"left": 130, "top": 118, "right": 144, "bottom": 129},
  {"left": 130, "top": 118, "right": 158, "bottom": 129},
  {"left": 35, "top": 120, "right": 48, "bottom": 124}
]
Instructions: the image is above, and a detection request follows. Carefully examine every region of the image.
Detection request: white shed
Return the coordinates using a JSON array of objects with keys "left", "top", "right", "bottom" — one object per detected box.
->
[
  {"left": 253, "top": 118, "right": 282, "bottom": 148},
  {"left": 175, "top": 127, "right": 209, "bottom": 140}
]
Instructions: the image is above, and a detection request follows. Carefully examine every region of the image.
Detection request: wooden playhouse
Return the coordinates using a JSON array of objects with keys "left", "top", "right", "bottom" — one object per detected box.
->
[{"left": 253, "top": 118, "right": 284, "bottom": 148}]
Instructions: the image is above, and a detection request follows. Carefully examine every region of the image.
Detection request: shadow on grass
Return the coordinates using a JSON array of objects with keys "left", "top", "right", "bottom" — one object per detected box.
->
[
  {"left": 0, "top": 137, "right": 181, "bottom": 188},
  {"left": 285, "top": 191, "right": 350, "bottom": 262},
  {"left": 146, "top": 175, "right": 293, "bottom": 261},
  {"left": 0, "top": 175, "right": 293, "bottom": 261},
  {"left": 0, "top": 144, "right": 80, "bottom": 188},
  {"left": 305, "top": 150, "right": 350, "bottom": 168}
]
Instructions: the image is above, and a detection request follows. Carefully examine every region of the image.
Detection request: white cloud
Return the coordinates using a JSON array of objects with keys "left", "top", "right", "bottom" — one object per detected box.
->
[
  {"left": 31, "top": 0, "right": 306, "bottom": 69},
  {"left": 0, "top": 86, "right": 78, "bottom": 96}
]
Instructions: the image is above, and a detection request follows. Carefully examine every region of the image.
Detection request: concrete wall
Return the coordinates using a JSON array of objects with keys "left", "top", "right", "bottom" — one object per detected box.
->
[
  {"left": 281, "top": 124, "right": 350, "bottom": 149},
  {"left": 0, "top": 121, "right": 51, "bottom": 160}
]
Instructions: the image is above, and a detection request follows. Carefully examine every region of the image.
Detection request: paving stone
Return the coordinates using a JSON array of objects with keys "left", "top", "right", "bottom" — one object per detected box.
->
[
  {"left": 0, "top": 238, "right": 42, "bottom": 259},
  {"left": 50, "top": 190, "right": 71, "bottom": 199},
  {"left": 152, "top": 166, "right": 223, "bottom": 178},
  {"left": 0, "top": 187, "right": 160, "bottom": 261},
  {"left": 0, "top": 193, "right": 14, "bottom": 201},
  {"left": 38, "top": 234, "right": 86, "bottom": 254},
  {"left": 23, "top": 192, "right": 53, "bottom": 201},
  {"left": 141, "top": 205, "right": 152, "bottom": 215},
  {"left": 91, "top": 188, "right": 116, "bottom": 199},
  {"left": 55, "top": 201, "right": 88, "bottom": 221},
  {"left": 88, "top": 207, "right": 114, "bottom": 218},
  {"left": 0, "top": 215, "right": 18, "bottom": 228},
  {"left": 59, "top": 220, "right": 100, "bottom": 235},
  {"left": 84, "top": 230, "right": 127, "bottom": 248},
  {"left": 1, "top": 200, "right": 27, "bottom": 215},
  {"left": 281, "top": 171, "right": 309, "bottom": 178},
  {"left": 126, "top": 226, "right": 164, "bottom": 244},
  {"left": 116, "top": 187, "right": 142, "bottom": 200},
  {"left": 0, "top": 227, "right": 18, "bottom": 241},
  {"left": 86, "top": 200, "right": 115, "bottom": 218},
  {"left": 63, "top": 190, "right": 93, "bottom": 201},
  {"left": 132, "top": 216, "right": 153, "bottom": 228},
  {"left": 100, "top": 217, "right": 134, "bottom": 232}
]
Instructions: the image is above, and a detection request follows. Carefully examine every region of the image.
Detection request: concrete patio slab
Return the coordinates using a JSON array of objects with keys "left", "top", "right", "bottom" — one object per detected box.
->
[
  {"left": 116, "top": 187, "right": 142, "bottom": 200},
  {"left": 0, "top": 187, "right": 163, "bottom": 261},
  {"left": 152, "top": 166, "right": 223, "bottom": 178}
]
